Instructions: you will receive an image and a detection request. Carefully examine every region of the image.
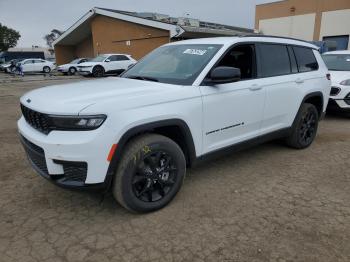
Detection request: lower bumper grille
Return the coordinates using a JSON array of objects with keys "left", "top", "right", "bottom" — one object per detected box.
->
[
  {"left": 20, "top": 135, "right": 88, "bottom": 186},
  {"left": 53, "top": 160, "right": 88, "bottom": 183},
  {"left": 21, "top": 135, "right": 48, "bottom": 175}
]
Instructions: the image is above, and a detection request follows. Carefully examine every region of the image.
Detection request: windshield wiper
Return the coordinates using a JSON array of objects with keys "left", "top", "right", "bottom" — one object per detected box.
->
[{"left": 126, "top": 75, "right": 159, "bottom": 82}]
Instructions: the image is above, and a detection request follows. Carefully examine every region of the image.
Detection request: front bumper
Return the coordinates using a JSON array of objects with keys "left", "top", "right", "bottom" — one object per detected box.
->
[
  {"left": 18, "top": 116, "right": 116, "bottom": 190},
  {"left": 327, "top": 98, "right": 350, "bottom": 113},
  {"left": 57, "top": 68, "right": 68, "bottom": 73},
  {"left": 78, "top": 68, "right": 93, "bottom": 75}
]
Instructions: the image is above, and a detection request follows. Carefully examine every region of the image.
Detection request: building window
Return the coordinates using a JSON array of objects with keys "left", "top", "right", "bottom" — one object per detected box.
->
[{"left": 323, "top": 35, "right": 349, "bottom": 51}]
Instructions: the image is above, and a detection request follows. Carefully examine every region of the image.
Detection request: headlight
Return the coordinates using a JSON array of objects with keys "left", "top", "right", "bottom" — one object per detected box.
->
[
  {"left": 49, "top": 115, "right": 107, "bottom": 130},
  {"left": 340, "top": 79, "right": 350, "bottom": 86}
]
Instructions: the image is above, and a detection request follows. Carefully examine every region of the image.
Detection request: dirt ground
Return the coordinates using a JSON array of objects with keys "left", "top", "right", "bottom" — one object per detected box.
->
[{"left": 0, "top": 74, "right": 349, "bottom": 262}]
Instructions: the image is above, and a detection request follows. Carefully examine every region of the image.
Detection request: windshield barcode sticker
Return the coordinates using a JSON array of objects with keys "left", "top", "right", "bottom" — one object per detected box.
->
[{"left": 183, "top": 49, "right": 207, "bottom": 55}]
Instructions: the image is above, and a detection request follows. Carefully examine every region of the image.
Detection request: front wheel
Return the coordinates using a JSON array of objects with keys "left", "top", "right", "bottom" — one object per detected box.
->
[
  {"left": 92, "top": 66, "right": 104, "bottom": 77},
  {"left": 113, "top": 134, "right": 186, "bottom": 213},
  {"left": 43, "top": 66, "right": 51, "bottom": 73},
  {"left": 68, "top": 67, "right": 76, "bottom": 75},
  {"left": 286, "top": 103, "right": 319, "bottom": 149}
]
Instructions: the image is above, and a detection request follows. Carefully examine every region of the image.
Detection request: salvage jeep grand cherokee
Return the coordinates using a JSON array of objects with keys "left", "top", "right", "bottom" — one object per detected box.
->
[{"left": 18, "top": 36, "right": 331, "bottom": 212}]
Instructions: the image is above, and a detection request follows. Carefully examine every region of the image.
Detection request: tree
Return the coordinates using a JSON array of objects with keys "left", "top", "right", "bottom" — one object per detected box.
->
[
  {"left": 43, "top": 29, "right": 64, "bottom": 48},
  {"left": 0, "top": 23, "right": 21, "bottom": 51}
]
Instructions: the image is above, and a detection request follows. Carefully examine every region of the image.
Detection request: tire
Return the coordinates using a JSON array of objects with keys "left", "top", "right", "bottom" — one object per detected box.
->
[
  {"left": 92, "top": 66, "right": 104, "bottom": 77},
  {"left": 286, "top": 103, "right": 319, "bottom": 149},
  {"left": 68, "top": 67, "right": 76, "bottom": 75},
  {"left": 43, "top": 66, "right": 51, "bottom": 73},
  {"left": 113, "top": 134, "right": 186, "bottom": 213}
]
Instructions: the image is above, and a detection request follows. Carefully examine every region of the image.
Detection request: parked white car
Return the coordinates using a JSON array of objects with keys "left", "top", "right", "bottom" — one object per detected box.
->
[
  {"left": 57, "top": 58, "right": 89, "bottom": 75},
  {"left": 322, "top": 51, "right": 350, "bottom": 114},
  {"left": 18, "top": 59, "right": 56, "bottom": 73},
  {"left": 77, "top": 54, "right": 136, "bottom": 77},
  {"left": 18, "top": 36, "right": 330, "bottom": 212}
]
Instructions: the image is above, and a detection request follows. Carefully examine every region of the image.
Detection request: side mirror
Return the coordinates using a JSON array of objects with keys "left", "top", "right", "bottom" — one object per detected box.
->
[
  {"left": 105, "top": 59, "right": 110, "bottom": 63},
  {"left": 209, "top": 66, "right": 241, "bottom": 84}
]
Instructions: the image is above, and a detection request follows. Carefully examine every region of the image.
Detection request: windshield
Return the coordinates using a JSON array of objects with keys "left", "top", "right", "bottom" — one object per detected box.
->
[
  {"left": 70, "top": 58, "right": 81, "bottom": 64},
  {"left": 90, "top": 55, "right": 108, "bottom": 62},
  {"left": 322, "top": 54, "right": 350, "bottom": 71},
  {"left": 122, "top": 44, "right": 222, "bottom": 85}
]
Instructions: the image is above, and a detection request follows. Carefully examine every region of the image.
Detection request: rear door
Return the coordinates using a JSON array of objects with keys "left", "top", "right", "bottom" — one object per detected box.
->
[
  {"left": 116, "top": 55, "right": 133, "bottom": 69},
  {"left": 256, "top": 43, "right": 300, "bottom": 134},
  {"left": 33, "top": 59, "right": 45, "bottom": 72}
]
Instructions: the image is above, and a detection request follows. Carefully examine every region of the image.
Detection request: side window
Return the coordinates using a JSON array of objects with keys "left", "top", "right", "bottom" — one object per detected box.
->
[
  {"left": 116, "top": 55, "right": 130, "bottom": 61},
  {"left": 293, "top": 47, "right": 319, "bottom": 72},
  {"left": 287, "top": 46, "right": 298, "bottom": 73},
  {"left": 24, "top": 60, "right": 33, "bottom": 64},
  {"left": 107, "top": 55, "right": 118, "bottom": 62},
  {"left": 258, "top": 44, "right": 291, "bottom": 77},
  {"left": 34, "top": 60, "right": 44, "bottom": 63},
  {"left": 216, "top": 44, "right": 256, "bottom": 79}
]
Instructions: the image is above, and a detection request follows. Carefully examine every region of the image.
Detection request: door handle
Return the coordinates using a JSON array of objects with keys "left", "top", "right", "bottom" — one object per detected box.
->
[
  {"left": 295, "top": 78, "right": 304, "bottom": 84},
  {"left": 249, "top": 84, "right": 262, "bottom": 91}
]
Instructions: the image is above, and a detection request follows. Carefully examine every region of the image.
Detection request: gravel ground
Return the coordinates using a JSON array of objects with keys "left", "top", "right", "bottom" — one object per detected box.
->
[{"left": 0, "top": 74, "right": 349, "bottom": 262}]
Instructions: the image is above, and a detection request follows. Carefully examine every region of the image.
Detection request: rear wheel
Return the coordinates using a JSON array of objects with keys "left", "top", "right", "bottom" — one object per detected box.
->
[
  {"left": 113, "top": 134, "right": 186, "bottom": 213},
  {"left": 92, "top": 66, "right": 104, "bottom": 77},
  {"left": 286, "top": 103, "right": 319, "bottom": 149}
]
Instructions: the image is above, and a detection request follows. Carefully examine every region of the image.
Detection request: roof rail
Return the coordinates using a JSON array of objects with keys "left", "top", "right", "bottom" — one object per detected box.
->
[{"left": 237, "top": 34, "right": 316, "bottom": 46}]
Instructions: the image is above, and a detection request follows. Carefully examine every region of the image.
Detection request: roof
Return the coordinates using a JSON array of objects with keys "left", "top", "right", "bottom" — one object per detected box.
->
[{"left": 53, "top": 7, "right": 254, "bottom": 46}]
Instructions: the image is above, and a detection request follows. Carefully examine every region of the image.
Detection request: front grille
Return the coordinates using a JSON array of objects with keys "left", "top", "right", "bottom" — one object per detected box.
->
[
  {"left": 330, "top": 87, "right": 341, "bottom": 96},
  {"left": 21, "top": 135, "right": 48, "bottom": 175},
  {"left": 21, "top": 104, "right": 51, "bottom": 134}
]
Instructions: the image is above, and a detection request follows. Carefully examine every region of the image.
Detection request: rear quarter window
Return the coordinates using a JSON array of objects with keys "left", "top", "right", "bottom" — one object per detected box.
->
[
  {"left": 293, "top": 46, "right": 319, "bottom": 72},
  {"left": 258, "top": 44, "right": 291, "bottom": 77}
]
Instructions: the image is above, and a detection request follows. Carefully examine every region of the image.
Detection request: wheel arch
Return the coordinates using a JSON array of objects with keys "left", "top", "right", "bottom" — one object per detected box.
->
[
  {"left": 105, "top": 119, "right": 197, "bottom": 190},
  {"left": 302, "top": 91, "right": 324, "bottom": 117},
  {"left": 291, "top": 92, "right": 324, "bottom": 128}
]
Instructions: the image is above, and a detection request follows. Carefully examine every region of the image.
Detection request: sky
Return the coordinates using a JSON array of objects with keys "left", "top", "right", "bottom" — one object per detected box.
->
[{"left": 0, "top": 0, "right": 278, "bottom": 47}]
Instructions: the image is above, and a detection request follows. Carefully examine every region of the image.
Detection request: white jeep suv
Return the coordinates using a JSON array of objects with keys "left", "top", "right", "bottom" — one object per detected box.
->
[
  {"left": 322, "top": 51, "right": 350, "bottom": 114},
  {"left": 18, "top": 37, "right": 330, "bottom": 212},
  {"left": 77, "top": 54, "right": 136, "bottom": 77}
]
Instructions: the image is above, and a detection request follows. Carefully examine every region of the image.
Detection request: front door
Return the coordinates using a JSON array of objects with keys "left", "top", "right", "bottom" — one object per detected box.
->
[
  {"left": 200, "top": 44, "right": 266, "bottom": 154},
  {"left": 22, "top": 60, "right": 35, "bottom": 72}
]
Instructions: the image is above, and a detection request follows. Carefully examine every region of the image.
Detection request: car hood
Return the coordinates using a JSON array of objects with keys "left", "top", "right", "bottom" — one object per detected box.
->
[
  {"left": 329, "top": 70, "right": 350, "bottom": 85},
  {"left": 77, "top": 62, "right": 99, "bottom": 67},
  {"left": 58, "top": 63, "right": 75, "bottom": 68},
  {"left": 20, "top": 77, "right": 193, "bottom": 115}
]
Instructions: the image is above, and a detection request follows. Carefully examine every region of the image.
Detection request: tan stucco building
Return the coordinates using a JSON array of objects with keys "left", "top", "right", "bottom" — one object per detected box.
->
[
  {"left": 255, "top": 0, "right": 350, "bottom": 50},
  {"left": 54, "top": 8, "right": 253, "bottom": 65}
]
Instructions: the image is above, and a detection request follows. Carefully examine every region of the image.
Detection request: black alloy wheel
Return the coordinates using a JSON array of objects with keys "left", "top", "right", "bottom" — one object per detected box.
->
[
  {"left": 298, "top": 109, "right": 317, "bottom": 145},
  {"left": 113, "top": 134, "right": 186, "bottom": 212},
  {"left": 92, "top": 66, "right": 104, "bottom": 77},
  {"left": 132, "top": 151, "right": 177, "bottom": 202}
]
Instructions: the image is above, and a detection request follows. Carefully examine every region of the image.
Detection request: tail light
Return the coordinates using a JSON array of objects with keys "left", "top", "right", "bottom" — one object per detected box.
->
[{"left": 326, "top": 73, "right": 331, "bottom": 81}]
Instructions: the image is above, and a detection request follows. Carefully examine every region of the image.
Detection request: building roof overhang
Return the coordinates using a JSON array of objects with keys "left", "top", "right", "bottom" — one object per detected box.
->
[
  {"left": 53, "top": 7, "right": 254, "bottom": 46},
  {"left": 53, "top": 7, "right": 185, "bottom": 46}
]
